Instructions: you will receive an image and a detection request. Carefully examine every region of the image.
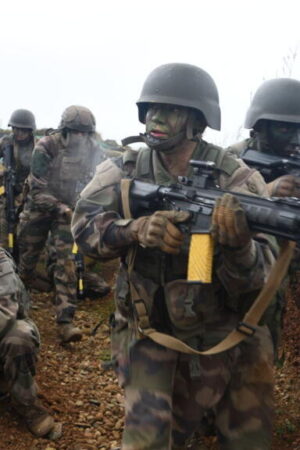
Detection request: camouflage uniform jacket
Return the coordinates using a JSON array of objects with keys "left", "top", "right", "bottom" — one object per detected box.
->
[
  {"left": 72, "top": 140, "right": 276, "bottom": 346},
  {"left": 0, "top": 247, "right": 30, "bottom": 339},
  {"left": 25, "top": 132, "right": 106, "bottom": 214},
  {"left": 0, "top": 134, "right": 35, "bottom": 197}
]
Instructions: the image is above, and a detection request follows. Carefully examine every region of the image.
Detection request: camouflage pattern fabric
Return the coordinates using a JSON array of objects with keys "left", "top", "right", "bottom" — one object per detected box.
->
[
  {"left": 18, "top": 209, "right": 77, "bottom": 323},
  {"left": 46, "top": 235, "right": 110, "bottom": 298},
  {"left": 72, "top": 142, "right": 277, "bottom": 449},
  {"left": 118, "top": 326, "right": 274, "bottom": 450},
  {"left": 0, "top": 135, "right": 34, "bottom": 251},
  {"left": 17, "top": 131, "right": 107, "bottom": 322},
  {"left": 0, "top": 247, "right": 40, "bottom": 406}
]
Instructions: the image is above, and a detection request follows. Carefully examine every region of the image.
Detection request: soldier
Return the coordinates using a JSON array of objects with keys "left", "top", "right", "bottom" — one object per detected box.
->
[
  {"left": 227, "top": 78, "right": 300, "bottom": 198},
  {"left": 227, "top": 77, "right": 300, "bottom": 316},
  {"left": 0, "top": 247, "right": 60, "bottom": 438},
  {"left": 72, "top": 63, "right": 277, "bottom": 449},
  {"left": 17, "top": 105, "right": 109, "bottom": 344},
  {"left": 0, "top": 109, "right": 36, "bottom": 254}
]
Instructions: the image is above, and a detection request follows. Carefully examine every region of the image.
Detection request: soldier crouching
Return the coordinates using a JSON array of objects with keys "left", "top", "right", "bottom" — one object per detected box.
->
[{"left": 0, "top": 248, "right": 61, "bottom": 439}]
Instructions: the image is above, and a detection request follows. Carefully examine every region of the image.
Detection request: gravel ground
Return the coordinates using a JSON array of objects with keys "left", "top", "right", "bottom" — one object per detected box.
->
[{"left": 0, "top": 261, "right": 299, "bottom": 450}]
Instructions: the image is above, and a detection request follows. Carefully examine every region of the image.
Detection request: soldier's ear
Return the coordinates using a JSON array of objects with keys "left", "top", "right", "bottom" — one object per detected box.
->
[{"left": 186, "top": 111, "right": 206, "bottom": 140}]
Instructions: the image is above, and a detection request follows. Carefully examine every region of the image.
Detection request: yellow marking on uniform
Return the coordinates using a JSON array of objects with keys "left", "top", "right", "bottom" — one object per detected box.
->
[
  {"left": 0, "top": 186, "right": 5, "bottom": 195},
  {"left": 72, "top": 243, "right": 78, "bottom": 254}
]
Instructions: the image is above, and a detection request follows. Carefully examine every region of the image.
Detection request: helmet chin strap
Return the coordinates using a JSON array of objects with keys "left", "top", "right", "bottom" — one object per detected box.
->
[
  {"left": 143, "top": 131, "right": 186, "bottom": 152},
  {"left": 121, "top": 132, "right": 185, "bottom": 151},
  {"left": 121, "top": 112, "right": 204, "bottom": 151}
]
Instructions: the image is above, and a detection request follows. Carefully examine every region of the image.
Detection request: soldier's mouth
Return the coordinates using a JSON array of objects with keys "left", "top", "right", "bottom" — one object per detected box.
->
[{"left": 150, "top": 129, "right": 168, "bottom": 138}]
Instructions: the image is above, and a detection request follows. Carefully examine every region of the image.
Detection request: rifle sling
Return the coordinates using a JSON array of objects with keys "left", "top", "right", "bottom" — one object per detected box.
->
[{"left": 120, "top": 178, "right": 295, "bottom": 355}]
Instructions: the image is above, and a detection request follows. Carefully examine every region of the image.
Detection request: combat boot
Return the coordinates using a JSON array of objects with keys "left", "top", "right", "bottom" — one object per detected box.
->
[
  {"left": 12, "top": 398, "right": 61, "bottom": 439},
  {"left": 58, "top": 323, "right": 82, "bottom": 343}
]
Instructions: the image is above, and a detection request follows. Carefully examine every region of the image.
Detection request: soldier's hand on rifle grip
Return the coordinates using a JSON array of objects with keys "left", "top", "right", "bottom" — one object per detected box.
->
[
  {"left": 129, "top": 210, "right": 190, "bottom": 254},
  {"left": 211, "top": 193, "right": 252, "bottom": 248},
  {"left": 267, "top": 174, "right": 300, "bottom": 198}
]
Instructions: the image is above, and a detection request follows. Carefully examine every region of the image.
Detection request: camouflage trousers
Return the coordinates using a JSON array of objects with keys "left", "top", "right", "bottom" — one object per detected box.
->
[
  {"left": 0, "top": 318, "right": 40, "bottom": 406},
  {"left": 17, "top": 209, "right": 77, "bottom": 323},
  {"left": 112, "top": 324, "right": 274, "bottom": 450},
  {"left": 47, "top": 239, "right": 110, "bottom": 298}
]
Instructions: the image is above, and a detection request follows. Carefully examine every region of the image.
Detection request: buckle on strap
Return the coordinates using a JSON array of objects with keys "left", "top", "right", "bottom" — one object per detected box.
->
[
  {"left": 236, "top": 321, "right": 256, "bottom": 337},
  {"left": 133, "top": 299, "right": 150, "bottom": 329}
]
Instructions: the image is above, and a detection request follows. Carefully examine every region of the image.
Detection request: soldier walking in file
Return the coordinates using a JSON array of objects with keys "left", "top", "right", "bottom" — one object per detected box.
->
[
  {"left": 227, "top": 78, "right": 300, "bottom": 314},
  {"left": 72, "top": 63, "right": 278, "bottom": 449},
  {"left": 18, "top": 105, "right": 108, "bottom": 343},
  {"left": 0, "top": 109, "right": 36, "bottom": 256}
]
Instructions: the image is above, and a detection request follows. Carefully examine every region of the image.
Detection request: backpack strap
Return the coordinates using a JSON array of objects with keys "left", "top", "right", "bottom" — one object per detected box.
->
[
  {"left": 196, "top": 142, "right": 240, "bottom": 177},
  {"left": 134, "top": 147, "right": 153, "bottom": 181}
]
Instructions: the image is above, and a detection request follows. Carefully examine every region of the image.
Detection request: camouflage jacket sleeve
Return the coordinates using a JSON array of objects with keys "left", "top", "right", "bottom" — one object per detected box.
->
[
  {"left": 0, "top": 249, "right": 29, "bottom": 338},
  {"left": 28, "top": 137, "right": 66, "bottom": 213},
  {"left": 216, "top": 157, "right": 278, "bottom": 296},
  {"left": 72, "top": 158, "right": 125, "bottom": 260}
]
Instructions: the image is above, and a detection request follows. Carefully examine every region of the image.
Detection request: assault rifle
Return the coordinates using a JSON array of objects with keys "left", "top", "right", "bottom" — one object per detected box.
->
[
  {"left": 241, "top": 148, "right": 300, "bottom": 182},
  {"left": 127, "top": 160, "right": 300, "bottom": 283},
  {"left": 3, "top": 141, "right": 16, "bottom": 255}
]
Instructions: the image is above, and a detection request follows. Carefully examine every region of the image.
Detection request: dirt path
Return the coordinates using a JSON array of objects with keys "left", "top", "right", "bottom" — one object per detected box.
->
[{"left": 0, "top": 263, "right": 299, "bottom": 450}]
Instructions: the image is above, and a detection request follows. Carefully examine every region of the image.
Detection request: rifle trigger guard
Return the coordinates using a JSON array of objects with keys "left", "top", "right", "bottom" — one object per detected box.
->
[{"left": 236, "top": 321, "right": 256, "bottom": 337}]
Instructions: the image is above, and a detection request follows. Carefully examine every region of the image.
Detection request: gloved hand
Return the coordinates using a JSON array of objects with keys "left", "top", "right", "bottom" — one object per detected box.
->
[
  {"left": 127, "top": 210, "right": 190, "bottom": 254},
  {"left": 211, "top": 193, "right": 251, "bottom": 248},
  {"left": 267, "top": 174, "right": 300, "bottom": 198}
]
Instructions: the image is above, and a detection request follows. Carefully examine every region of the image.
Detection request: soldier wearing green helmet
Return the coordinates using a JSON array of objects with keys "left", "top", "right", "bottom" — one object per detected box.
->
[
  {"left": 0, "top": 109, "right": 36, "bottom": 253},
  {"left": 228, "top": 78, "right": 300, "bottom": 195},
  {"left": 227, "top": 77, "right": 300, "bottom": 318},
  {"left": 72, "top": 63, "right": 277, "bottom": 449},
  {"left": 17, "top": 105, "right": 109, "bottom": 344}
]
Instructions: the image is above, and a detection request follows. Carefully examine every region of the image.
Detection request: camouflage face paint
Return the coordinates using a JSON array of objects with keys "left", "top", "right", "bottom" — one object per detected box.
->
[
  {"left": 267, "top": 121, "right": 300, "bottom": 154},
  {"left": 12, "top": 127, "right": 32, "bottom": 143},
  {"left": 145, "top": 104, "right": 189, "bottom": 140}
]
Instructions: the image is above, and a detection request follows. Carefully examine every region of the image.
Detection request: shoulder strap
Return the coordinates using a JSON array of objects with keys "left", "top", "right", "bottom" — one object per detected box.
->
[
  {"left": 196, "top": 142, "right": 239, "bottom": 177},
  {"left": 135, "top": 148, "right": 153, "bottom": 180}
]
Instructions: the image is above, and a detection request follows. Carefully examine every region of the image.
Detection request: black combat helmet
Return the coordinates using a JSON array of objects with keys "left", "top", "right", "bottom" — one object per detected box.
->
[
  {"left": 59, "top": 105, "right": 96, "bottom": 133},
  {"left": 8, "top": 109, "right": 36, "bottom": 130},
  {"left": 137, "top": 63, "right": 221, "bottom": 130},
  {"left": 245, "top": 78, "right": 300, "bottom": 129}
]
